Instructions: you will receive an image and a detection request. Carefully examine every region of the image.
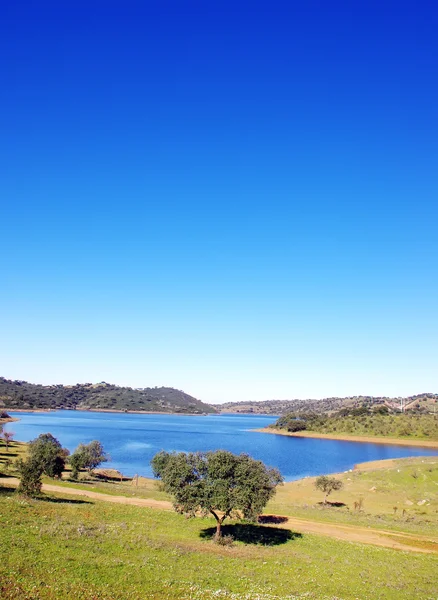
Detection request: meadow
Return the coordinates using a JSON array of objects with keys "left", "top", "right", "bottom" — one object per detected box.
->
[
  {"left": 1, "top": 483, "right": 438, "bottom": 600},
  {"left": 1, "top": 441, "right": 438, "bottom": 599}
]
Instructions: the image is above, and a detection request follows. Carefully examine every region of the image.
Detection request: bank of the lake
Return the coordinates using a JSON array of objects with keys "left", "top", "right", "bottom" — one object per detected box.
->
[{"left": 256, "top": 427, "right": 438, "bottom": 448}]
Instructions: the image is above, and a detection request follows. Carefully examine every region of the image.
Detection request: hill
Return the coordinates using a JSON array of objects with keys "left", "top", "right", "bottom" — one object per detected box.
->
[
  {"left": 214, "top": 393, "right": 438, "bottom": 415},
  {"left": 272, "top": 406, "right": 438, "bottom": 441},
  {"left": 0, "top": 377, "right": 217, "bottom": 414}
]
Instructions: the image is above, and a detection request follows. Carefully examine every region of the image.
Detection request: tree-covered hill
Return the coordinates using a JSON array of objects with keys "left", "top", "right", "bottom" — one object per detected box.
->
[
  {"left": 0, "top": 377, "right": 217, "bottom": 414},
  {"left": 214, "top": 394, "right": 438, "bottom": 416},
  {"left": 273, "top": 406, "right": 438, "bottom": 440}
]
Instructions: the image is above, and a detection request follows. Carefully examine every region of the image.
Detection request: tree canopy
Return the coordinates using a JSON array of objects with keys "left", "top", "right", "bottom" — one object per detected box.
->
[
  {"left": 68, "top": 440, "right": 109, "bottom": 478},
  {"left": 28, "top": 433, "right": 69, "bottom": 478},
  {"left": 314, "top": 475, "right": 343, "bottom": 504},
  {"left": 151, "top": 450, "right": 283, "bottom": 537}
]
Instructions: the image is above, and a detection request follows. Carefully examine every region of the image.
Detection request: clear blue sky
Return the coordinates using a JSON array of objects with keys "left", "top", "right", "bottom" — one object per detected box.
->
[{"left": 1, "top": 1, "right": 437, "bottom": 403}]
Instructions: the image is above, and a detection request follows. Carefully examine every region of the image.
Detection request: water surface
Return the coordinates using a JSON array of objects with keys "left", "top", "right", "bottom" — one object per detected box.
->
[{"left": 6, "top": 411, "right": 438, "bottom": 481}]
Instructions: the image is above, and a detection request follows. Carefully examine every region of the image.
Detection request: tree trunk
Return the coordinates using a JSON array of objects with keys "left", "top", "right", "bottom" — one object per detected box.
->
[{"left": 210, "top": 510, "right": 223, "bottom": 539}]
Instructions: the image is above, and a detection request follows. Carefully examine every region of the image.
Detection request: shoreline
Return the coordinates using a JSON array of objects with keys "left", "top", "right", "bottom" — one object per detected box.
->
[
  {"left": 3, "top": 407, "right": 216, "bottom": 417},
  {"left": 254, "top": 427, "right": 438, "bottom": 449}
]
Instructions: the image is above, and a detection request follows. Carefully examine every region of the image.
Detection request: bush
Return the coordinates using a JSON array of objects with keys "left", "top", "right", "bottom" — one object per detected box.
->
[{"left": 16, "top": 458, "right": 43, "bottom": 497}]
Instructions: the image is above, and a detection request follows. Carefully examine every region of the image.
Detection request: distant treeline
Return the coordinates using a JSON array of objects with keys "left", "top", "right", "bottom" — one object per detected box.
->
[
  {"left": 0, "top": 377, "right": 216, "bottom": 414},
  {"left": 215, "top": 394, "right": 438, "bottom": 415},
  {"left": 273, "top": 406, "right": 438, "bottom": 440}
]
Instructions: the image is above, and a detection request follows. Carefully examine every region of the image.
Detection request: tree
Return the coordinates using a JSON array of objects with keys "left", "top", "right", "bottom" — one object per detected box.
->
[
  {"left": 314, "top": 475, "right": 343, "bottom": 504},
  {"left": 2, "top": 430, "right": 14, "bottom": 451},
  {"left": 16, "top": 457, "right": 43, "bottom": 497},
  {"left": 28, "top": 433, "right": 68, "bottom": 478},
  {"left": 286, "top": 420, "right": 307, "bottom": 433},
  {"left": 151, "top": 450, "right": 283, "bottom": 538},
  {"left": 68, "top": 440, "right": 109, "bottom": 478}
]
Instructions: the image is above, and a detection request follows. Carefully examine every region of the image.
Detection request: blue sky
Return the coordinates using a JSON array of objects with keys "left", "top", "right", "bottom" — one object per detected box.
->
[{"left": 1, "top": 1, "right": 437, "bottom": 403}]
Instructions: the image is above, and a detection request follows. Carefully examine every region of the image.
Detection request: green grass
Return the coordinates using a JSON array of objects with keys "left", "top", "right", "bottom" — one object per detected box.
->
[
  {"left": 43, "top": 476, "right": 170, "bottom": 502},
  {"left": 1, "top": 485, "right": 437, "bottom": 600},
  {"left": 268, "top": 457, "right": 438, "bottom": 536}
]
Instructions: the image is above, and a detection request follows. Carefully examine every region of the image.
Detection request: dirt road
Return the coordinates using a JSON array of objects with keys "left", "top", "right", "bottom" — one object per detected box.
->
[{"left": 3, "top": 478, "right": 437, "bottom": 554}]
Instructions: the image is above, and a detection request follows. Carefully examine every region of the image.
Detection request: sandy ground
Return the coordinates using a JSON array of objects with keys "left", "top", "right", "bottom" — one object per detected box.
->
[
  {"left": 255, "top": 428, "right": 438, "bottom": 448},
  {"left": 2, "top": 477, "right": 437, "bottom": 555}
]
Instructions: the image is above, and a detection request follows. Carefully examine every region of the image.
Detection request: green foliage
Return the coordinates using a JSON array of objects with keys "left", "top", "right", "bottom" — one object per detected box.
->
[
  {"left": 274, "top": 409, "right": 438, "bottom": 440},
  {"left": 69, "top": 440, "right": 109, "bottom": 477},
  {"left": 28, "top": 433, "right": 68, "bottom": 478},
  {"left": 151, "top": 450, "right": 283, "bottom": 537},
  {"left": 16, "top": 457, "right": 43, "bottom": 496},
  {"left": 0, "top": 376, "right": 216, "bottom": 414},
  {"left": 314, "top": 475, "right": 343, "bottom": 503}
]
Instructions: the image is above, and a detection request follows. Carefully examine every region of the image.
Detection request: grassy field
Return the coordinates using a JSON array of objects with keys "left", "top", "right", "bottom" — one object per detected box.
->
[
  {"left": 1, "top": 483, "right": 438, "bottom": 600},
  {"left": 268, "top": 456, "right": 438, "bottom": 536},
  {"left": 2, "top": 441, "right": 438, "bottom": 598}
]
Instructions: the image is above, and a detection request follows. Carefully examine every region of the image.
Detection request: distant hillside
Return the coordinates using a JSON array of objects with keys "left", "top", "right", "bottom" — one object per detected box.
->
[
  {"left": 214, "top": 394, "right": 438, "bottom": 416},
  {"left": 0, "top": 377, "right": 217, "bottom": 414},
  {"left": 272, "top": 405, "right": 438, "bottom": 441}
]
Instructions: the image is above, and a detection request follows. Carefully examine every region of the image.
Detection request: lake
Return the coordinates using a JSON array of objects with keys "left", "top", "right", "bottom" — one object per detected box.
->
[{"left": 5, "top": 410, "right": 438, "bottom": 481}]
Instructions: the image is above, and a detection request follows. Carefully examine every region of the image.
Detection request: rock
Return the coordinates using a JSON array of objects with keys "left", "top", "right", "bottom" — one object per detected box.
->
[
  {"left": 417, "top": 500, "right": 426, "bottom": 506},
  {"left": 369, "top": 486, "right": 377, "bottom": 492},
  {"left": 405, "top": 500, "right": 413, "bottom": 505}
]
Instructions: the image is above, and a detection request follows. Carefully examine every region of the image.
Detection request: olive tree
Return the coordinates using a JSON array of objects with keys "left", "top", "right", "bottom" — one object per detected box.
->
[
  {"left": 314, "top": 475, "right": 343, "bottom": 504},
  {"left": 151, "top": 450, "right": 283, "bottom": 538}
]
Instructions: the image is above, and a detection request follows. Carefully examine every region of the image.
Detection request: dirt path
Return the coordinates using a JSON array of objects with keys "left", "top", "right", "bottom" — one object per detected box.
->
[{"left": 3, "top": 477, "right": 437, "bottom": 554}]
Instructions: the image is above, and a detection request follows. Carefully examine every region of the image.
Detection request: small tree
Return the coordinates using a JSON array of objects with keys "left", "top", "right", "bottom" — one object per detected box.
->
[
  {"left": 69, "top": 449, "right": 86, "bottom": 479},
  {"left": 28, "top": 433, "right": 68, "bottom": 479},
  {"left": 151, "top": 450, "right": 283, "bottom": 538},
  {"left": 69, "top": 440, "right": 109, "bottom": 477},
  {"left": 2, "top": 431, "right": 14, "bottom": 451},
  {"left": 16, "top": 458, "right": 43, "bottom": 497},
  {"left": 315, "top": 475, "right": 343, "bottom": 504}
]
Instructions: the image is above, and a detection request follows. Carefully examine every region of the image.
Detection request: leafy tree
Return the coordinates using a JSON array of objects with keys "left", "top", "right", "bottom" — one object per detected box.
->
[
  {"left": 69, "top": 449, "right": 86, "bottom": 479},
  {"left": 69, "top": 440, "right": 109, "bottom": 477},
  {"left": 2, "top": 430, "right": 14, "bottom": 451},
  {"left": 16, "top": 457, "right": 43, "bottom": 497},
  {"left": 314, "top": 475, "right": 343, "bottom": 504},
  {"left": 151, "top": 450, "right": 283, "bottom": 538},
  {"left": 28, "top": 433, "right": 68, "bottom": 478},
  {"left": 285, "top": 420, "right": 307, "bottom": 432}
]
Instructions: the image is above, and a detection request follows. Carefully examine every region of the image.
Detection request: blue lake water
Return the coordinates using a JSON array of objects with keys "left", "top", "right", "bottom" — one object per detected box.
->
[{"left": 6, "top": 411, "right": 438, "bottom": 481}]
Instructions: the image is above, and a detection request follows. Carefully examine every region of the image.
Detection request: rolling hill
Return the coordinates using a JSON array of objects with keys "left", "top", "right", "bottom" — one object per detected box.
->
[
  {"left": 214, "top": 394, "right": 438, "bottom": 415},
  {"left": 0, "top": 377, "right": 217, "bottom": 414}
]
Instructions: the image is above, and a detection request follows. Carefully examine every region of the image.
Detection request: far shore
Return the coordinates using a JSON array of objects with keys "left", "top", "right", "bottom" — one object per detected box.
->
[
  {"left": 3, "top": 407, "right": 216, "bottom": 417},
  {"left": 255, "top": 427, "right": 438, "bottom": 449}
]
